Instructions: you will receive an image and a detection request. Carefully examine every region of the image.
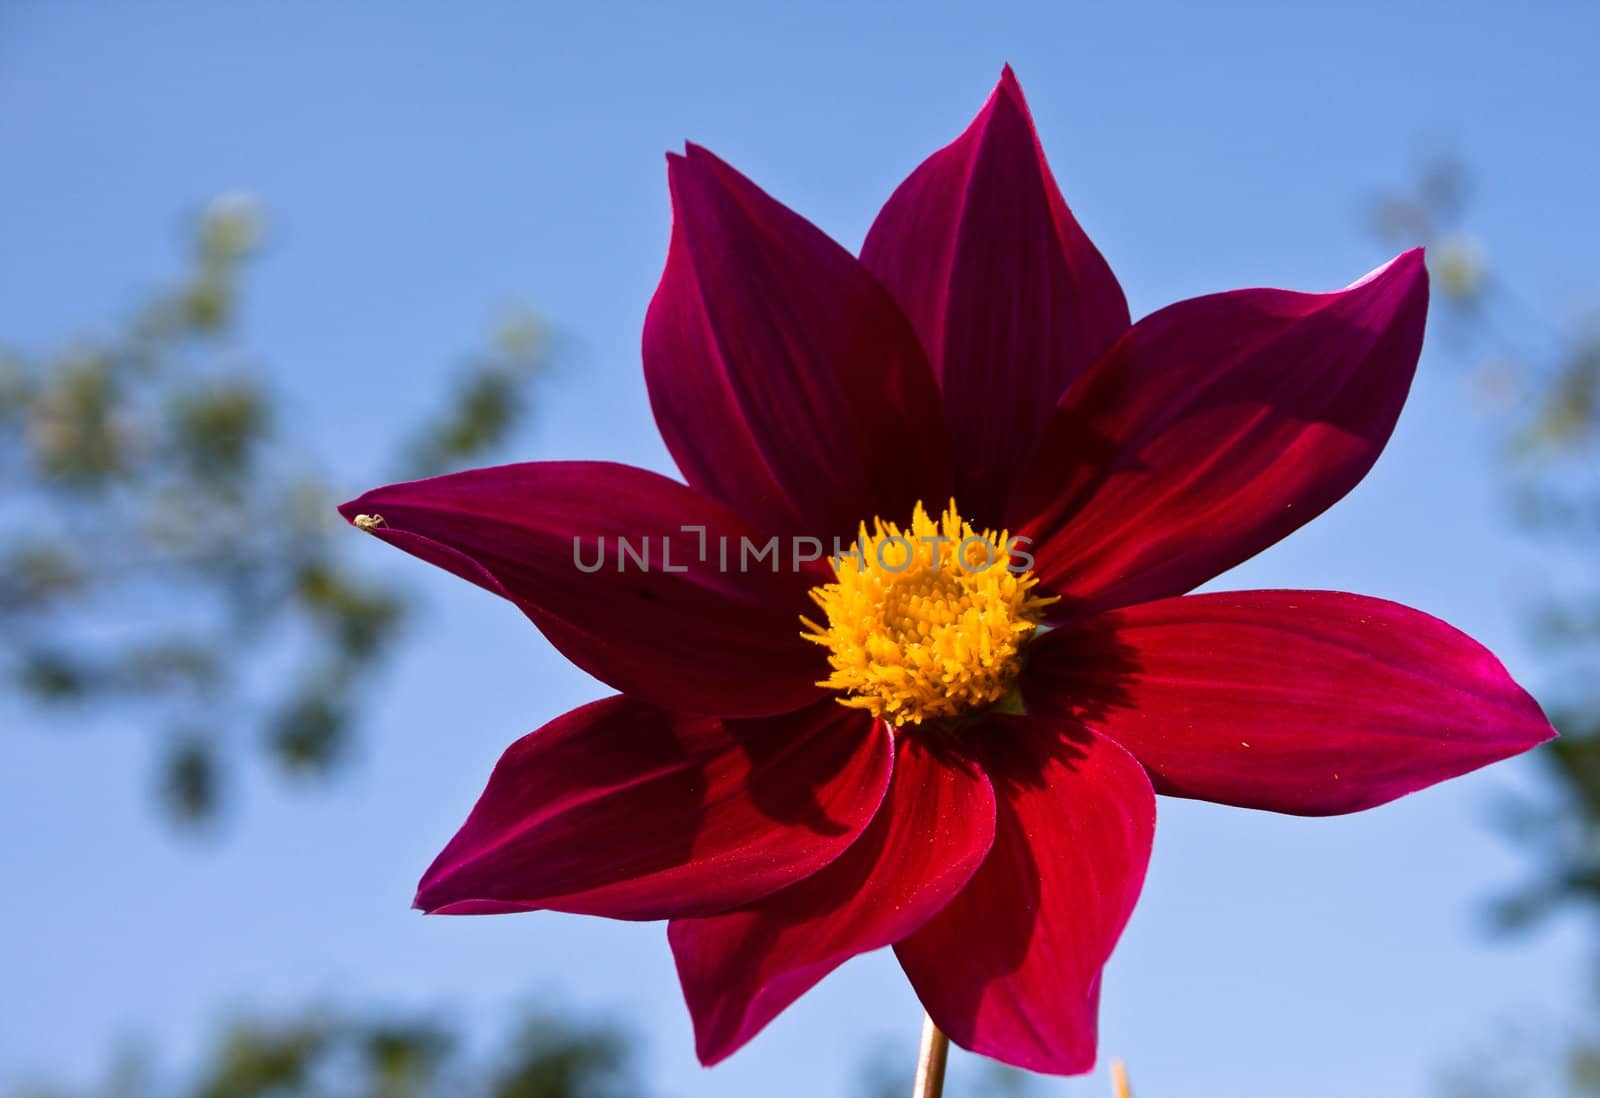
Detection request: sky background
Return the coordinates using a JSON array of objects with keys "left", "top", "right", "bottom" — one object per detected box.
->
[{"left": 2, "top": 1, "right": 1597, "bottom": 1095}]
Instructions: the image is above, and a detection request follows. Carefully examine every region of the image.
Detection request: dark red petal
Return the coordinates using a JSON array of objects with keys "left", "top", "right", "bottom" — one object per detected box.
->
[
  {"left": 860, "top": 66, "right": 1128, "bottom": 524},
  {"left": 895, "top": 719, "right": 1155, "bottom": 1075},
  {"left": 644, "top": 145, "right": 948, "bottom": 544},
  {"left": 668, "top": 735, "right": 996, "bottom": 1065},
  {"left": 416, "top": 697, "right": 891, "bottom": 921},
  {"left": 339, "top": 461, "right": 824, "bottom": 717},
  {"left": 1023, "top": 590, "right": 1556, "bottom": 815},
  {"left": 1011, "top": 251, "right": 1429, "bottom": 620}
]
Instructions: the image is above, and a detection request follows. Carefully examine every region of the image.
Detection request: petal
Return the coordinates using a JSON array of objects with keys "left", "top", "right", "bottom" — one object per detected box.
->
[
  {"left": 668, "top": 734, "right": 996, "bottom": 1065},
  {"left": 860, "top": 66, "right": 1129, "bottom": 523},
  {"left": 416, "top": 697, "right": 892, "bottom": 921},
  {"left": 1023, "top": 590, "right": 1557, "bottom": 815},
  {"left": 1010, "top": 250, "right": 1430, "bottom": 620},
  {"left": 340, "top": 461, "right": 825, "bottom": 717},
  {"left": 895, "top": 719, "right": 1155, "bottom": 1075},
  {"left": 644, "top": 144, "right": 948, "bottom": 544}
]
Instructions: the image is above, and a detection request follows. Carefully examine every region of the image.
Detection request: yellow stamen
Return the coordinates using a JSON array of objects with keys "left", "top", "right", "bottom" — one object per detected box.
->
[
  {"left": 1111, "top": 1060, "right": 1133, "bottom": 1098},
  {"left": 801, "top": 501, "right": 1054, "bottom": 725}
]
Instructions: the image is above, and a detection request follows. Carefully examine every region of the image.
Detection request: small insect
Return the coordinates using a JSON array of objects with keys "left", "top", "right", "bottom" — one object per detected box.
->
[{"left": 353, "top": 513, "right": 386, "bottom": 531}]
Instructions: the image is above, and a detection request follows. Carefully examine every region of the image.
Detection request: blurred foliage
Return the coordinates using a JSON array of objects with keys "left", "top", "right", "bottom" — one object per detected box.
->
[
  {"left": 1, "top": 194, "right": 552, "bottom": 825},
  {"left": 1373, "top": 161, "right": 1600, "bottom": 1095},
  {"left": 1437, "top": 1019, "right": 1574, "bottom": 1098},
  {"left": 8, "top": 1007, "right": 647, "bottom": 1098}
]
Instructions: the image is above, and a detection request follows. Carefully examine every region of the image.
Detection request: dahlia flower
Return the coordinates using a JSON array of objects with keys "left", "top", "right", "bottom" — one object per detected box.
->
[{"left": 343, "top": 66, "right": 1554, "bottom": 1076}]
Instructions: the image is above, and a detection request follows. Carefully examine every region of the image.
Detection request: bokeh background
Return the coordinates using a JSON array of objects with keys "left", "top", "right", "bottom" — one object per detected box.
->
[{"left": 4, "top": 2, "right": 1598, "bottom": 1095}]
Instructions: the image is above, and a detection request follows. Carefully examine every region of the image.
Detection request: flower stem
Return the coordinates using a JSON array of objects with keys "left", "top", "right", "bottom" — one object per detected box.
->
[{"left": 912, "top": 1012, "right": 950, "bottom": 1098}]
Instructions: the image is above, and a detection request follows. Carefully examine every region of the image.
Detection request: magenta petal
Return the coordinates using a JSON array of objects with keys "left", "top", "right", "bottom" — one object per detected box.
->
[
  {"left": 416, "top": 698, "right": 892, "bottom": 921},
  {"left": 668, "top": 735, "right": 996, "bottom": 1065},
  {"left": 860, "top": 66, "right": 1128, "bottom": 523},
  {"left": 895, "top": 719, "right": 1155, "bottom": 1075},
  {"left": 644, "top": 145, "right": 948, "bottom": 543},
  {"left": 339, "top": 460, "right": 825, "bottom": 717},
  {"left": 1024, "top": 590, "right": 1556, "bottom": 815},
  {"left": 1011, "top": 250, "right": 1430, "bottom": 620}
]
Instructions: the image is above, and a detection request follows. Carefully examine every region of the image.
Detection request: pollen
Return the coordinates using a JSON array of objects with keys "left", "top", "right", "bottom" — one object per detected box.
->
[{"left": 801, "top": 501, "right": 1055, "bottom": 725}]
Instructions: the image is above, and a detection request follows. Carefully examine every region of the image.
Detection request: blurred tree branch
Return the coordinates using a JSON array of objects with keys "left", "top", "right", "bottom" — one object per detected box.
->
[
  {"left": 1373, "top": 156, "right": 1600, "bottom": 936},
  {"left": 1373, "top": 159, "right": 1600, "bottom": 1097},
  {"left": 1, "top": 194, "right": 553, "bottom": 825},
  {"left": 8, "top": 1006, "right": 647, "bottom": 1098}
]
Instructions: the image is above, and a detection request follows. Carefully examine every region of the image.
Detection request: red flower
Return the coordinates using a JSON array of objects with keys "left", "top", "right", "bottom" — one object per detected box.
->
[{"left": 342, "top": 67, "right": 1555, "bottom": 1075}]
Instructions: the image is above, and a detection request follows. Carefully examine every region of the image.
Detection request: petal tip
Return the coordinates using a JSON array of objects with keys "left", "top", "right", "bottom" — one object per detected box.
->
[
  {"left": 1518, "top": 692, "right": 1561, "bottom": 750},
  {"left": 411, "top": 878, "right": 441, "bottom": 914},
  {"left": 1391, "top": 245, "right": 1429, "bottom": 282},
  {"left": 664, "top": 143, "right": 733, "bottom": 207},
  {"left": 692, "top": 1036, "right": 735, "bottom": 1069},
  {"left": 1354, "top": 246, "right": 1430, "bottom": 293},
  {"left": 664, "top": 149, "right": 691, "bottom": 187},
  {"left": 984, "top": 63, "right": 1032, "bottom": 121}
]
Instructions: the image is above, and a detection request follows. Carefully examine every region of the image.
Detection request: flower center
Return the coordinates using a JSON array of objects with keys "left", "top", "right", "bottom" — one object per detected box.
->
[{"left": 801, "top": 501, "right": 1055, "bottom": 725}]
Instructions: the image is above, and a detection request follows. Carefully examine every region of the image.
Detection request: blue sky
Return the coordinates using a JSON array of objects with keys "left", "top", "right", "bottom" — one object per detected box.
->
[{"left": 2, "top": 1, "right": 1597, "bottom": 1095}]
